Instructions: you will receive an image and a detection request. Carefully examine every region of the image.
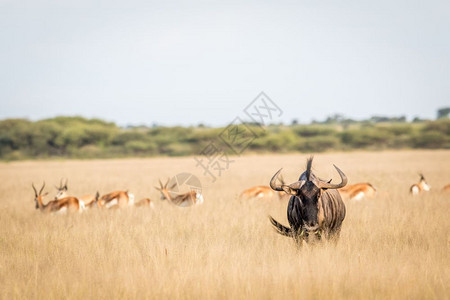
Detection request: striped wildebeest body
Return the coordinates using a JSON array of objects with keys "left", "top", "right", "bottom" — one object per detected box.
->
[{"left": 269, "top": 157, "right": 347, "bottom": 245}]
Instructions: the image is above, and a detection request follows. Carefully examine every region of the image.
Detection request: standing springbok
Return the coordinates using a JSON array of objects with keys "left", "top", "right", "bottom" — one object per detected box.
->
[
  {"left": 338, "top": 183, "right": 376, "bottom": 201},
  {"left": 54, "top": 179, "right": 97, "bottom": 207},
  {"left": 410, "top": 174, "right": 431, "bottom": 195},
  {"left": 155, "top": 179, "right": 203, "bottom": 207},
  {"left": 33, "top": 182, "right": 85, "bottom": 214},
  {"left": 269, "top": 157, "right": 347, "bottom": 246}
]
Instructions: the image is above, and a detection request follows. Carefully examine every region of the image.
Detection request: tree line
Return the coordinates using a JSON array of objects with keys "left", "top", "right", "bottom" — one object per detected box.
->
[{"left": 0, "top": 116, "right": 449, "bottom": 160}]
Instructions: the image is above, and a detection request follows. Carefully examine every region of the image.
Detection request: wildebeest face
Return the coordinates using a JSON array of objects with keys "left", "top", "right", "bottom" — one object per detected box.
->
[{"left": 297, "top": 181, "right": 321, "bottom": 231}]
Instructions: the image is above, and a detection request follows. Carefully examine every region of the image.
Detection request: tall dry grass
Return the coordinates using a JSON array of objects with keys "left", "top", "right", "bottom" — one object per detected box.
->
[{"left": 0, "top": 150, "right": 449, "bottom": 299}]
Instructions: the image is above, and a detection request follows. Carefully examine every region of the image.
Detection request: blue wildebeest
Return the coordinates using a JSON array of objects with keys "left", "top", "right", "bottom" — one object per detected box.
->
[{"left": 269, "top": 157, "right": 347, "bottom": 245}]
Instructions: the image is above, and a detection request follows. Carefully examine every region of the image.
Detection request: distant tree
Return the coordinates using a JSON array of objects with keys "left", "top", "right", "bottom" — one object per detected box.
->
[
  {"left": 437, "top": 107, "right": 450, "bottom": 119},
  {"left": 291, "top": 119, "right": 298, "bottom": 126},
  {"left": 324, "top": 114, "right": 345, "bottom": 124},
  {"left": 412, "top": 116, "right": 426, "bottom": 123},
  {"left": 370, "top": 115, "right": 406, "bottom": 123}
]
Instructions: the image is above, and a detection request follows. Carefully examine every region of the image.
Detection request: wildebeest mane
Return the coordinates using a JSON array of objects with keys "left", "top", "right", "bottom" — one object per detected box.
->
[{"left": 305, "top": 156, "right": 313, "bottom": 181}]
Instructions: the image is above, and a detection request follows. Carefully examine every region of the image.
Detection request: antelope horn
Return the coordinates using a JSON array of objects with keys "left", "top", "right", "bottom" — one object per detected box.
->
[
  {"left": 32, "top": 183, "right": 38, "bottom": 196},
  {"left": 39, "top": 182, "right": 46, "bottom": 195},
  {"left": 270, "top": 169, "right": 284, "bottom": 191},
  {"left": 316, "top": 165, "right": 347, "bottom": 189}
]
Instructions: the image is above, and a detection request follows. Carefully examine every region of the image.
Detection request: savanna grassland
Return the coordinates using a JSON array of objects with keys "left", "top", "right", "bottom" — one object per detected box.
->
[{"left": 0, "top": 150, "right": 449, "bottom": 299}]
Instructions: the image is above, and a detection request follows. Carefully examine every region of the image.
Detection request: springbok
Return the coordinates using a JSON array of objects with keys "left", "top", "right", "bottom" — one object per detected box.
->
[
  {"left": 269, "top": 157, "right": 347, "bottom": 246},
  {"left": 54, "top": 179, "right": 97, "bottom": 207},
  {"left": 240, "top": 176, "right": 288, "bottom": 200},
  {"left": 33, "top": 182, "right": 85, "bottom": 214},
  {"left": 97, "top": 190, "right": 135, "bottom": 209},
  {"left": 338, "top": 183, "right": 376, "bottom": 201},
  {"left": 155, "top": 179, "right": 203, "bottom": 207},
  {"left": 134, "top": 198, "right": 154, "bottom": 208},
  {"left": 410, "top": 174, "right": 431, "bottom": 195},
  {"left": 441, "top": 184, "right": 450, "bottom": 192}
]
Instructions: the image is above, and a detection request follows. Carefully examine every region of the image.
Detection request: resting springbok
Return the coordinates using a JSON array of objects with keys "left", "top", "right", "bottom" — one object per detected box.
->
[
  {"left": 54, "top": 179, "right": 97, "bottom": 207},
  {"left": 155, "top": 179, "right": 203, "bottom": 207},
  {"left": 33, "top": 182, "right": 85, "bottom": 214},
  {"left": 441, "top": 184, "right": 450, "bottom": 192},
  {"left": 269, "top": 157, "right": 347, "bottom": 246},
  {"left": 410, "top": 174, "right": 431, "bottom": 195},
  {"left": 338, "top": 183, "right": 376, "bottom": 201},
  {"left": 97, "top": 190, "right": 135, "bottom": 209},
  {"left": 240, "top": 176, "right": 288, "bottom": 200},
  {"left": 134, "top": 198, "right": 154, "bottom": 208}
]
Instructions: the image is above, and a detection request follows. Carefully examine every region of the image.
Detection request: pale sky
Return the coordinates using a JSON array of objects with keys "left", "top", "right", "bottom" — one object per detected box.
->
[{"left": 1, "top": 0, "right": 449, "bottom": 126}]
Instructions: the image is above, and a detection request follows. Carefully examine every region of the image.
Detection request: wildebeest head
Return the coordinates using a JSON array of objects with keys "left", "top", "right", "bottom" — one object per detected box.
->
[{"left": 270, "top": 157, "right": 347, "bottom": 233}]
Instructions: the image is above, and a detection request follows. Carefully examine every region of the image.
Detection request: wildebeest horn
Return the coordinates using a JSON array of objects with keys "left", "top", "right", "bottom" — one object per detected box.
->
[
  {"left": 288, "top": 181, "right": 303, "bottom": 189},
  {"left": 270, "top": 168, "right": 284, "bottom": 191},
  {"left": 279, "top": 174, "right": 285, "bottom": 185},
  {"left": 317, "top": 165, "right": 347, "bottom": 189}
]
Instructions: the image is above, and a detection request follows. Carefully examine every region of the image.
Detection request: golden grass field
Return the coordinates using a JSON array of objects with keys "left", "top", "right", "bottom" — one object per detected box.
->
[{"left": 0, "top": 150, "right": 449, "bottom": 299}]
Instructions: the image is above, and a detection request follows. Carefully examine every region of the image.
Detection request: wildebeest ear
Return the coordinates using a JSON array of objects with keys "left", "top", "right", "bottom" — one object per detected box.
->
[{"left": 281, "top": 185, "right": 297, "bottom": 195}]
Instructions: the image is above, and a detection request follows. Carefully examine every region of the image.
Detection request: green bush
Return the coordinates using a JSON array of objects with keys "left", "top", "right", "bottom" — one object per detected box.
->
[
  {"left": 411, "top": 131, "right": 449, "bottom": 149},
  {"left": 421, "top": 119, "right": 450, "bottom": 135},
  {"left": 0, "top": 116, "right": 449, "bottom": 160},
  {"left": 125, "top": 140, "right": 157, "bottom": 154},
  {"left": 341, "top": 128, "right": 393, "bottom": 148},
  {"left": 293, "top": 125, "right": 337, "bottom": 137},
  {"left": 296, "top": 136, "right": 340, "bottom": 152}
]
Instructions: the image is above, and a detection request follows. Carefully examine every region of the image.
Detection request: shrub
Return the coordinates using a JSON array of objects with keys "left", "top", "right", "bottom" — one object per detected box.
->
[
  {"left": 296, "top": 136, "right": 340, "bottom": 152},
  {"left": 293, "top": 125, "right": 337, "bottom": 137},
  {"left": 411, "top": 131, "right": 449, "bottom": 149}
]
